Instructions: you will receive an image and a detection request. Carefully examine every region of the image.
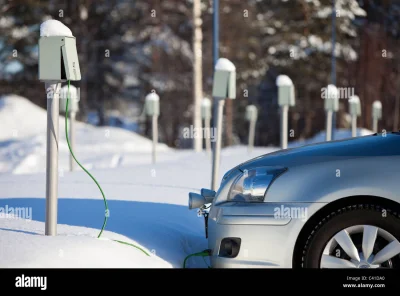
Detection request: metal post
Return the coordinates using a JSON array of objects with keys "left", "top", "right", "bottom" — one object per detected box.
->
[
  {"left": 45, "top": 82, "right": 60, "bottom": 236},
  {"left": 211, "top": 98, "right": 224, "bottom": 190},
  {"left": 248, "top": 119, "right": 256, "bottom": 153},
  {"left": 152, "top": 114, "right": 158, "bottom": 164},
  {"left": 280, "top": 105, "right": 288, "bottom": 149},
  {"left": 69, "top": 111, "right": 76, "bottom": 171},
  {"left": 331, "top": 0, "right": 337, "bottom": 140},
  {"left": 204, "top": 115, "right": 211, "bottom": 156},
  {"left": 373, "top": 118, "right": 378, "bottom": 133},
  {"left": 326, "top": 110, "right": 332, "bottom": 141},
  {"left": 351, "top": 115, "right": 357, "bottom": 137}
]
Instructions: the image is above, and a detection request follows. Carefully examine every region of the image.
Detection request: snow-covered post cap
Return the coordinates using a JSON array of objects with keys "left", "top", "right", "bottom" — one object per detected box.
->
[
  {"left": 349, "top": 95, "right": 361, "bottom": 116},
  {"left": 372, "top": 100, "right": 382, "bottom": 119},
  {"left": 245, "top": 105, "right": 258, "bottom": 121},
  {"left": 38, "top": 19, "right": 81, "bottom": 81},
  {"left": 276, "top": 75, "right": 295, "bottom": 106},
  {"left": 59, "top": 84, "right": 79, "bottom": 112},
  {"left": 145, "top": 92, "right": 160, "bottom": 116},
  {"left": 324, "top": 84, "right": 339, "bottom": 112},
  {"left": 40, "top": 19, "right": 73, "bottom": 37},
  {"left": 212, "top": 58, "right": 236, "bottom": 99},
  {"left": 201, "top": 97, "right": 212, "bottom": 119}
]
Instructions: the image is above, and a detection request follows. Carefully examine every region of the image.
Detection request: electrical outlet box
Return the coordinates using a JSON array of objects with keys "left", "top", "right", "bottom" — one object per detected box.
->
[
  {"left": 372, "top": 101, "right": 382, "bottom": 119},
  {"left": 349, "top": 101, "right": 361, "bottom": 116},
  {"left": 39, "top": 36, "right": 81, "bottom": 81},
  {"left": 145, "top": 93, "right": 160, "bottom": 116},
  {"left": 278, "top": 85, "right": 295, "bottom": 107},
  {"left": 324, "top": 97, "right": 339, "bottom": 112},
  {"left": 245, "top": 105, "right": 258, "bottom": 121},
  {"left": 212, "top": 71, "right": 236, "bottom": 99}
]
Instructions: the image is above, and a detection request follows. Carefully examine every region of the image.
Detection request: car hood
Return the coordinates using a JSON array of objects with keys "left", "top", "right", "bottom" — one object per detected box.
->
[{"left": 238, "top": 133, "right": 400, "bottom": 170}]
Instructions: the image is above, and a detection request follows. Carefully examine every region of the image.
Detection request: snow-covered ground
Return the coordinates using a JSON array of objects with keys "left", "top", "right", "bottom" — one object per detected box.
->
[
  {"left": 0, "top": 94, "right": 375, "bottom": 268},
  {"left": 0, "top": 94, "right": 276, "bottom": 268}
]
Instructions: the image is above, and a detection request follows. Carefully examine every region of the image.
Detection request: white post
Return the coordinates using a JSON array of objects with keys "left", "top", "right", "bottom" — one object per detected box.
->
[
  {"left": 280, "top": 105, "right": 288, "bottom": 149},
  {"left": 246, "top": 105, "right": 257, "bottom": 153},
  {"left": 349, "top": 95, "right": 361, "bottom": 138},
  {"left": 45, "top": 82, "right": 61, "bottom": 236},
  {"left": 248, "top": 119, "right": 256, "bottom": 152},
  {"left": 202, "top": 97, "right": 212, "bottom": 156},
  {"left": 204, "top": 115, "right": 211, "bottom": 156},
  {"left": 211, "top": 98, "right": 225, "bottom": 190},
  {"left": 69, "top": 111, "right": 76, "bottom": 171},
  {"left": 372, "top": 100, "right": 382, "bottom": 133},
  {"left": 192, "top": 0, "right": 203, "bottom": 152},
  {"left": 324, "top": 84, "right": 339, "bottom": 141},
  {"left": 326, "top": 110, "right": 333, "bottom": 141},
  {"left": 152, "top": 114, "right": 158, "bottom": 164}
]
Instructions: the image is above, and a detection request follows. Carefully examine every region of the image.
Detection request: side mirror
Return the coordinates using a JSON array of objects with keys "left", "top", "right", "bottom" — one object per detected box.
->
[{"left": 188, "top": 192, "right": 206, "bottom": 209}]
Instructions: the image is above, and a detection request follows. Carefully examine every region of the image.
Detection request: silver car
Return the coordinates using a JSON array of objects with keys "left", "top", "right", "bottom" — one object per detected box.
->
[{"left": 189, "top": 132, "right": 400, "bottom": 268}]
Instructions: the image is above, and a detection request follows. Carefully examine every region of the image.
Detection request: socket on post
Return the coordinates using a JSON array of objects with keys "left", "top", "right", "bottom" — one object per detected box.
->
[
  {"left": 245, "top": 105, "right": 258, "bottom": 153},
  {"left": 211, "top": 58, "right": 236, "bottom": 191},
  {"left": 324, "top": 84, "right": 339, "bottom": 141},
  {"left": 349, "top": 95, "right": 361, "bottom": 138},
  {"left": 145, "top": 92, "right": 160, "bottom": 164},
  {"left": 372, "top": 100, "right": 382, "bottom": 133},
  {"left": 276, "top": 75, "right": 295, "bottom": 150},
  {"left": 39, "top": 19, "right": 81, "bottom": 236}
]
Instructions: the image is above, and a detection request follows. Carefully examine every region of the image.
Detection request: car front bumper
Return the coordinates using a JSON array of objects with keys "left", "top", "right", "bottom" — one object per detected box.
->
[{"left": 207, "top": 201, "right": 326, "bottom": 268}]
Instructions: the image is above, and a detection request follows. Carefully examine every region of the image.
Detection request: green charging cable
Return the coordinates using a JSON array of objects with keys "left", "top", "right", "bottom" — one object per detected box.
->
[
  {"left": 65, "top": 80, "right": 149, "bottom": 256},
  {"left": 183, "top": 250, "right": 211, "bottom": 268}
]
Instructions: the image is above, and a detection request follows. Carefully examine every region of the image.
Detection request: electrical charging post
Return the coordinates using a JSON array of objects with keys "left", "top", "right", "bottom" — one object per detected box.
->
[
  {"left": 211, "top": 58, "right": 236, "bottom": 190},
  {"left": 145, "top": 92, "right": 160, "bottom": 164},
  {"left": 276, "top": 75, "right": 295, "bottom": 149},
  {"left": 324, "top": 84, "right": 339, "bottom": 141},
  {"left": 60, "top": 84, "right": 79, "bottom": 171},
  {"left": 39, "top": 19, "right": 81, "bottom": 235},
  {"left": 349, "top": 95, "right": 361, "bottom": 137},
  {"left": 372, "top": 100, "right": 382, "bottom": 133},
  {"left": 245, "top": 105, "right": 258, "bottom": 153},
  {"left": 201, "top": 97, "right": 212, "bottom": 156}
]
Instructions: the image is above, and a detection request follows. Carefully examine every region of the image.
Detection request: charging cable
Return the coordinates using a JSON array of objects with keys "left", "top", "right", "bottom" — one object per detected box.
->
[
  {"left": 183, "top": 249, "right": 212, "bottom": 268},
  {"left": 65, "top": 80, "right": 149, "bottom": 256}
]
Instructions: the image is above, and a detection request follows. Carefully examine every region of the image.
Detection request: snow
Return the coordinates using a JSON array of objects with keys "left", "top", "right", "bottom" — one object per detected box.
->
[
  {"left": 349, "top": 95, "right": 360, "bottom": 104},
  {"left": 145, "top": 92, "right": 160, "bottom": 101},
  {"left": 40, "top": 19, "right": 73, "bottom": 37},
  {"left": 276, "top": 74, "right": 293, "bottom": 86},
  {"left": 0, "top": 94, "right": 276, "bottom": 268},
  {"left": 215, "top": 58, "right": 235, "bottom": 71},
  {"left": 0, "top": 95, "right": 170, "bottom": 174}
]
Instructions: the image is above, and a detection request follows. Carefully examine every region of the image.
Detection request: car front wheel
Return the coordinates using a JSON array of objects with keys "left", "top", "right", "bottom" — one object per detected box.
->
[{"left": 301, "top": 204, "right": 400, "bottom": 268}]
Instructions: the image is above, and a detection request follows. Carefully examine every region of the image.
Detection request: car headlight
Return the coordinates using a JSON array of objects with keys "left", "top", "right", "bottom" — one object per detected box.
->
[{"left": 221, "top": 167, "right": 287, "bottom": 203}]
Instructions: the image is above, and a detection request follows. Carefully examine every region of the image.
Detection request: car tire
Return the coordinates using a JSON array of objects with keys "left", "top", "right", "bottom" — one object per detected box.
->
[{"left": 301, "top": 204, "right": 400, "bottom": 268}]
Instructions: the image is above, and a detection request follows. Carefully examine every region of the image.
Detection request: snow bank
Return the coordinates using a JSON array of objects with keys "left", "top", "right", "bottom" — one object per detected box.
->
[
  {"left": 0, "top": 218, "right": 171, "bottom": 268},
  {"left": 40, "top": 19, "right": 73, "bottom": 37},
  {"left": 276, "top": 75, "right": 293, "bottom": 86},
  {"left": 0, "top": 95, "right": 170, "bottom": 174},
  {"left": 215, "top": 58, "right": 235, "bottom": 71}
]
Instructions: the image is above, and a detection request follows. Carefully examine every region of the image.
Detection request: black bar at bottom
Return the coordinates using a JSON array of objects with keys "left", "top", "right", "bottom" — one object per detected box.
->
[{"left": 2, "top": 269, "right": 399, "bottom": 292}]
